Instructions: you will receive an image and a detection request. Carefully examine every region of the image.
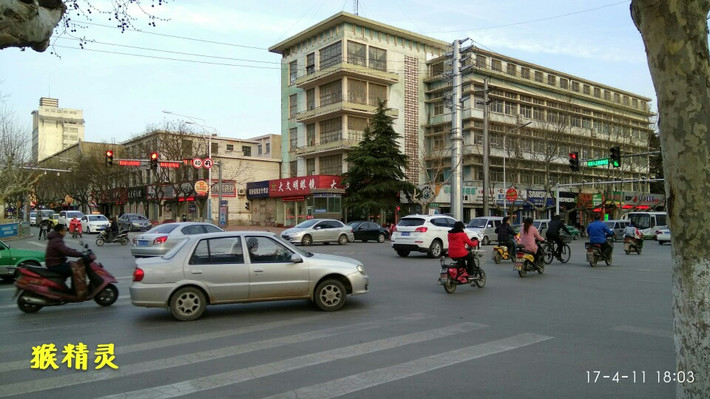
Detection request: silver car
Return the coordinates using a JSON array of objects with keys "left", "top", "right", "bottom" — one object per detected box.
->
[
  {"left": 281, "top": 219, "right": 354, "bottom": 246},
  {"left": 118, "top": 213, "right": 152, "bottom": 232},
  {"left": 129, "top": 231, "right": 369, "bottom": 321},
  {"left": 131, "top": 222, "right": 223, "bottom": 258}
]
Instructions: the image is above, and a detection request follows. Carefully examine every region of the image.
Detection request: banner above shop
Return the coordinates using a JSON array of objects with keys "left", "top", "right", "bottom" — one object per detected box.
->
[{"left": 247, "top": 175, "right": 344, "bottom": 199}]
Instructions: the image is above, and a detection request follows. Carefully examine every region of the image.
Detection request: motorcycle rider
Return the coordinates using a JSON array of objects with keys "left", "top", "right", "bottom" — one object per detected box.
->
[
  {"left": 496, "top": 216, "right": 517, "bottom": 259},
  {"left": 447, "top": 221, "right": 479, "bottom": 276},
  {"left": 587, "top": 214, "right": 615, "bottom": 261},
  {"left": 519, "top": 217, "right": 545, "bottom": 265},
  {"left": 546, "top": 214, "right": 571, "bottom": 261},
  {"left": 69, "top": 215, "right": 82, "bottom": 237},
  {"left": 106, "top": 216, "right": 119, "bottom": 242},
  {"left": 45, "top": 224, "right": 84, "bottom": 281},
  {"left": 624, "top": 220, "right": 644, "bottom": 250}
]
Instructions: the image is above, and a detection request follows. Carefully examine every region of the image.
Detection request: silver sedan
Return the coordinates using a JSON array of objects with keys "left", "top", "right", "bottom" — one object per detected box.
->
[
  {"left": 131, "top": 222, "right": 223, "bottom": 257},
  {"left": 129, "top": 231, "right": 369, "bottom": 321}
]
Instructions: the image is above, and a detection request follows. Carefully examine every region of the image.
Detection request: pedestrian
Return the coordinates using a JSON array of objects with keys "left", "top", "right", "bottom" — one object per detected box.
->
[{"left": 182, "top": 214, "right": 187, "bottom": 222}]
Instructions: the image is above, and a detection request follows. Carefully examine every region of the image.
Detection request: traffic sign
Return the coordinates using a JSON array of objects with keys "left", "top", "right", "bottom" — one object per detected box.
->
[
  {"left": 203, "top": 158, "right": 213, "bottom": 169},
  {"left": 586, "top": 158, "right": 610, "bottom": 167},
  {"left": 505, "top": 188, "right": 518, "bottom": 202},
  {"left": 192, "top": 158, "right": 203, "bottom": 169},
  {"left": 194, "top": 180, "right": 209, "bottom": 195}
]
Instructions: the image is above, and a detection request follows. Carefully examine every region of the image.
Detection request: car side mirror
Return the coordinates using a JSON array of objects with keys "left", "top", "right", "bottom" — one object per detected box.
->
[{"left": 290, "top": 254, "right": 303, "bottom": 263}]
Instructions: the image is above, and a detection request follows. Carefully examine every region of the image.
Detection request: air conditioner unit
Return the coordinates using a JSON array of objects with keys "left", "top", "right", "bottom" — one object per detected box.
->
[{"left": 237, "top": 188, "right": 246, "bottom": 196}]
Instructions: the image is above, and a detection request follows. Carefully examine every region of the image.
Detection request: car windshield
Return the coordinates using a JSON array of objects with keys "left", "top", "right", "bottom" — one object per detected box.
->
[
  {"left": 89, "top": 215, "right": 107, "bottom": 221},
  {"left": 147, "top": 224, "right": 179, "bottom": 234},
  {"left": 467, "top": 219, "right": 487, "bottom": 228},
  {"left": 397, "top": 218, "right": 425, "bottom": 227},
  {"left": 295, "top": 219, "right": 319, "bottom": 228},
  {"left": 347, "top": 221, "right": 363, "bottom": 228},
  {"left": 130, "top": 215, "right": 148, "bottom": 220}
]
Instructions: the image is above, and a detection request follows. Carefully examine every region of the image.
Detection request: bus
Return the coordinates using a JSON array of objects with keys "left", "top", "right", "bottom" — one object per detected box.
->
[{"left": 622, "top": 212, "right": 667, "bottom": 239}]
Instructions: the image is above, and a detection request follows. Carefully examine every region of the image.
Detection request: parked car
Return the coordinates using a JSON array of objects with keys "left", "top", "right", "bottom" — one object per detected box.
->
[
  {"left": 348, "top": 221, "right": 389, "bottom": 243},
  {"left": 58, "top": 210, "right": 85, "bottom": 226},
  {"left": 561, "top": 224, "right": 580, "bottom": 240},
  {"left": 131, "top": 222, "right": 223, "bottom": 258},
  {"left": 532, "top": 219, "right": 550, "bottom": 236},
  {"left": 466, "top": 216, "right": 504, "bottom": 245},
  {"left": 391, "top": 214, "right": 482, "bottom": 258},
  {"left": 0, "top": 240, "right": 45, "bottom": 281},
  {"left": 29, "top": 211, "right": 38, "bottom": 226},
  {"left": 81, "top": 214, "right": 111, "bottom": 234},
  {"left": 129, "top": 231, "right": 369, "bottom": 321},
  {"left": 604, "top": 220, "right": 630, "bottom": 242},
  {"left": 655, "top": 226, "right": 671, "bottom": 245},
  {"left": 281, "top": 219, "right": 354, "bottom": 246},
  {"left": 118, "top": 213, "right": 152, "bottom": 232}
]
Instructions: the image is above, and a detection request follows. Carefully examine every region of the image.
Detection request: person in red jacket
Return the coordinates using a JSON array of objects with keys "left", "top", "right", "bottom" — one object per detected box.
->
[{"left": 447, "top": 221, "right": 479, "bottom": 275}]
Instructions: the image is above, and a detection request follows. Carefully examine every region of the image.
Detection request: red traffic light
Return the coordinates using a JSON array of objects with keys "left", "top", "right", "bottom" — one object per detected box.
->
[
  {"left": 150, "top": 152, "right": 159, "bottom": 160},
  {"left": 106, "top": 150, "right": 113, "bottom": 157},
  {"left": 569, "top": 152, "right": 577, "bottom": 159}
]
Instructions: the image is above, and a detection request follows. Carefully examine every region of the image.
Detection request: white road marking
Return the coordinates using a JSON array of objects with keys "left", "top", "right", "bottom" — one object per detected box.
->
[{"left": 612, "top": 325, "right": 673, "bottom": 339}]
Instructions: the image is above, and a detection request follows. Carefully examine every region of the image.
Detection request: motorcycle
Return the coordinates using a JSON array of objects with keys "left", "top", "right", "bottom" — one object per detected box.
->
[
  {"left": 96, "top": 229, "right": 128, "bottom": 246},
  {"left": 438, "top": 249, "right": 486, "bottom": 294},
  {"left": 13, "top": 243, "right": 118, "bottom": 313},
  {"left": 69, "top": 220, "right": 83, "bottom": 238},
  {"left": 514, "top": 242, "right": 545, "bottom": 278},
  {"left": 624, "top": 236, "right": 643, "bottom": 255},
  {"left": 585, "top": 237, "right": 614, "bottom": 267}
]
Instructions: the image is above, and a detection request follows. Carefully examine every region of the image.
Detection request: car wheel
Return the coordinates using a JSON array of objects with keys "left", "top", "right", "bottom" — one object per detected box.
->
[
  {"left": 482, "top": 236, "right": 490, "bottom": 246},
  {"left": 170, "top": 287, "right": 207, "bottom": 321},
  {"left": 337, "top": 234, "right": 348, "bottom": 245},
  {"left": 427, "top": 239, "right": 443, "bottom": 258},
  {"left": 301, "top": 235, "right": 312, "bottom": 246},
  {"left": 94, "top": 284, "right": 118, "bottom": 306},
  {"left": 377, "top": 233, "right": 385, "bottom": 243},
  {"left": 396, "top": 250, "right": 410, "bottom": 257},
  {"left": 314, "top": 279, "right": 346, "bottom": 311}
]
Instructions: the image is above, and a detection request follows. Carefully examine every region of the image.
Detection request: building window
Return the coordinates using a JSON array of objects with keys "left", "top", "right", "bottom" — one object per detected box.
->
[
  {"left": 594, "top": 87, "right": 601, "bottom": 98},
  {"left": 434, "top": 103, "right": 444, "bottom": 116},
  {"left": 614, "top": 93, "right": 621, "bottom": 103},
  {"left": 306, "top": 53, "right": 315, "bottom": 75},
  {"left": 506, "top": 63, "right": 517, "bottom": 76},
  {"left": 559, "top": 78, "right": 568, "bottom": 89},
  {"left": 306, "top": 158, "right": 316, "bottom": 175},
  {"left": 534, "top": 71, "right": 543, "bottom": 82},
  {"left": 369, "top": 46, "right": 387, "bottom": 71},
  {"left": 319, "top": 117, "right": 342, "bottom": 144},
  {"left": 347, "top": 79, "right": 367, "bottom": 104},
  {"left": 289, "top": 60, "right": 297, "bottom": 84},
  {"left": 533, "top": 108, "right": 544, "bottom": 121},
  {"left": 369, "top": 83, "right": 387, "bottom": 105},
  {"left": 548, "top": 74, "right": 556, "bottom": 86},
  {"left": 583, "top": 84, "right": 591, "bottom": 95},
  {"left": 242, "top": 146, "right": 251, "bottom": 156},
  {"left": 521, "top": 67, "right": 530, "bottom": 79},
  {"left": 226, "top": 144, "right": 234, "bottom": 151},
  {"left": 571, "top": 81, "right": 580, "bottom": 92},
  {"left": 504, "top": 101, "right": 516, "bottom": 115},
  {"left": 347, "top": 41, "right": 366, "bottom": 66},
  {"left": 347, "top": 116, "right": 367, "bottom": 142},
  {"left": 319, "top": 41, "right": 342, "bottom": 69},
  {"left": 520, "top": 104, "right": 532, "bottom": 118},
  {"left": 289, "top": 128, "right": 298, "bottom": 150},
  {"left": 306, "top": 123, "right": 315, "bottom": 146},
  {"left": 490, "top": 99, "right": 504, "bottom": 113},
  {"left": 289, "top": 94, "right": 297, "bottom": 118},
  {"left": 320, "top": 80, "right": 342, "bottom": 106},
  {"left": 319, "top": 154, "right": 343, "bottom": 175},
  {"left": 258, "top": 144, "right": 263, "bottom": 155},
  {"left": 476, "top": 55, "right": 487, "bottom": 68},
  {"left": 491, "top": 59, "right": 502, "bottom": 71},
  {"left": 289, "top": 161, "right": 297, "bottom": 177},
  {"left": 266, "top": 143, "right": 270, "bottom": 153},
  {"left": 604, "top": 90, "right": 611, "bottom": 100},
  {"left": 431, "top": 62, "right": 444, "bottom": 77}
]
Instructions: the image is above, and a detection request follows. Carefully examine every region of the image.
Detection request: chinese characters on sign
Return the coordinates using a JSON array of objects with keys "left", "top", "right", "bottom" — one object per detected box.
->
[{"left": 30, "top": 343, "right": 118, "bottom": 371}]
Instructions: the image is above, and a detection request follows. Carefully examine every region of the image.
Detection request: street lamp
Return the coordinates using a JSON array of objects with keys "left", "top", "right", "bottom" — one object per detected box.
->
[
  {"left": 162, "top": 111, "right": 218, "bottom": 222},
  {"left": 502, "top": 121, "right": 532, "bottom": 216}
]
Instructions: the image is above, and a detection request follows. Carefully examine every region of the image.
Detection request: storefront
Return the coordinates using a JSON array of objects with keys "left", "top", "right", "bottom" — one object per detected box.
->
[{"left": 246, "top": 175, "right": 345, "bottom": 227}]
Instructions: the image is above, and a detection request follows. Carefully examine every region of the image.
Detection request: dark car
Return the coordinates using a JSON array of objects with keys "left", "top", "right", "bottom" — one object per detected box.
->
[
  {"left": 348, "top": 221, "right": 389, "bottom": 243},
  {"left": 118, "top": 213, "right": 152, "bottom": 232}
]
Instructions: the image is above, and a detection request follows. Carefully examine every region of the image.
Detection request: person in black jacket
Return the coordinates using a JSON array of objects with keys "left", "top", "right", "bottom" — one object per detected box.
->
[
  {"left": 496, "top": 217, "right": 517, "bottom": 258},
  {"left": 546, "top": 215, "right": 571, "bottom": 260}
]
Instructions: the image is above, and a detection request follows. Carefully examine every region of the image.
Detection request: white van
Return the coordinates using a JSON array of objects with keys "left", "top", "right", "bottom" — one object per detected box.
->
[
  {"left": 466, "top": 216, "right": 504, "bottom": 245},
  {"left": 622, "top": 212, "right": 667, "bottom": 239},
  {"left": 58, "top": 210, "right": 85, "bottom": 226}
]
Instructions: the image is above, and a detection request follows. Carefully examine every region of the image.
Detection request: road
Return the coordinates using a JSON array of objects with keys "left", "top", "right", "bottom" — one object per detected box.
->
[{"left": 0, "top": 229, "right": 675, "bottom": 398}]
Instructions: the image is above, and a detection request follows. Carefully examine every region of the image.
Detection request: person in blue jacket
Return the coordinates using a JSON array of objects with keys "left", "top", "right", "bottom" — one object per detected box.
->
[{"left": 586, "top": 214, "right": 615, "bottom": 261}]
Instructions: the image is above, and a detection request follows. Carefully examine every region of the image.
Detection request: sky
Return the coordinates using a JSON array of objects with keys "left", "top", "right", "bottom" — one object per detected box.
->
[{"left": 0, "top": 0, "right": 655, "bottom": 145}]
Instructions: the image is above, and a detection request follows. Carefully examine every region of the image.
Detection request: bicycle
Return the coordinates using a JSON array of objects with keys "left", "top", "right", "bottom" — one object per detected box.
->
[{"left": 543, "top": 236, "right": 571, "bottom": 264}]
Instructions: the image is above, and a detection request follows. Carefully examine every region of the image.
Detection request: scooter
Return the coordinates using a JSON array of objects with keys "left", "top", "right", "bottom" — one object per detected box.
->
[
  {"left": 624, "top": 236, "right": 643, "bottom": 255},
  {"left": 585, "top": 237, "right": 614, "bottom": 267},
  {"left": 491, "top": 243, "right": 515, "bottom": 264},
  {"left": 13, "top": 244, "right": 118, "bottom": 313},
  {"left": 96, "top": 229, "right": 129, "bottom": 246},
  {"left": 438, "top": 248, "right": 486, "bottom": 294},
  {"left": 514, "top": 242, "right": 545, "bottom": 278},
  {"left": 69, "top": 222, "right": 83, "bottom": 238}
]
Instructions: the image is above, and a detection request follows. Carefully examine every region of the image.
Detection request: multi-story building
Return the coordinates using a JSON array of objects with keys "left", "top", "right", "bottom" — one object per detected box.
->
[
  {"left": 31, "top": 97, "right": 85, "bottom": 163},
  {"left": 269, "top": 12, "right": 656, "bottom": 223}
]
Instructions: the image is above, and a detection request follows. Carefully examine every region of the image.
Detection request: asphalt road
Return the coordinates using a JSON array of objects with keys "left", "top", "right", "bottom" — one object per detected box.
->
[{"left": 0, "top": 229, "right": 676, "bottom": 398}]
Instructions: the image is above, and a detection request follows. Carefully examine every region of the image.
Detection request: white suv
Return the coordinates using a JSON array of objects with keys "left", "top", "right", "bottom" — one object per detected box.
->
[{"left": 391, "top": 214, "right": 482, "bottom": 258}]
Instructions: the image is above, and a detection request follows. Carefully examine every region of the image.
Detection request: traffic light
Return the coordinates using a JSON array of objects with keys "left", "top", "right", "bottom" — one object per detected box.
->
[
  {"left": 610, "top": 146, "right": 621, "bottom": 168},
  {"left": 568, "top": 152, "right": 580, "bottom": 172},
  {"left": 150, "top": 152, "right": 159, "bottom": 170},
  {"left": 105, "top": 150, "right": 113, "bottom": 167}
]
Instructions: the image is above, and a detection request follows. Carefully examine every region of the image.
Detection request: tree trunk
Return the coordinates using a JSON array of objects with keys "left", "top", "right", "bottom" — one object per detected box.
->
[{"left": 631, "top": 1, "right": 710, "bottom": 397}]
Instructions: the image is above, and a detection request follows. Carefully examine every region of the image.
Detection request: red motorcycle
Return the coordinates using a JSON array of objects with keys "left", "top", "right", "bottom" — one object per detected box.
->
[
  {"left": 13, "top": 244, "right": 118, "bottom": 313},
  {"left": 438, "top": 247, "right": 486, "bottom": 294}
]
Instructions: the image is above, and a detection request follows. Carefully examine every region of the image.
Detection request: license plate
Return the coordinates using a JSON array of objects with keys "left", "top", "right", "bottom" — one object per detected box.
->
[
  {"left": 401, "top": 232, "right": 410, "bottom": 236},
  {"left": 515, "top": 263, "right": 522, "bottom": 270},
  {"left": 136, "top": 240, "right": 149, "bottom": 247}
]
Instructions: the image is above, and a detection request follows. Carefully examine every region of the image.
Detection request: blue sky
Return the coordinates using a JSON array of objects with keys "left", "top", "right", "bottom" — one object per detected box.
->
[{"left": 0, "top": 0, "right": 653, "bottom": 144}]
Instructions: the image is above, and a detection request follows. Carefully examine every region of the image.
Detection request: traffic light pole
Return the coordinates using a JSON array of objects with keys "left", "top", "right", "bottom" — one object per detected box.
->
[{"left": 554, "top": 178, "right": 664, "bottom": 214}]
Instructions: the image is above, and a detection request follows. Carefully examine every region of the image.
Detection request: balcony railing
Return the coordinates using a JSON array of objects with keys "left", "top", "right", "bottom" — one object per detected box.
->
[
  {"left": 294, "top": 138, "right": 361, "bottom": 156},
  {"left": 294, "top": 58, "right": 398, "bottom": 89}
]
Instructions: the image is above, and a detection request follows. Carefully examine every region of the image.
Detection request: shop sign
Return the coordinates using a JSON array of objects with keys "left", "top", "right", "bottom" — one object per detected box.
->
[
  {"left": 247, "top": 181, "right": 270, "bottom": 198},
  {"left": 267, "top": 175, "right": 344, "bottom": 198}
]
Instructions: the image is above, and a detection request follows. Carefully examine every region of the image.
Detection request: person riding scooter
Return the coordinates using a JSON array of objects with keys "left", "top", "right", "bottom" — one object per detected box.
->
[
  {"left": 496, "top": 216, "right": 517, "bottom": 259},
  {"left": 45, "top": 224, "right": 85, "bottom": 282},
  {"left": 587, "top": 214, "right": 615, "bottom": 261},
  {"left": 519, "top": 217, "right": 545, "bottom": 265},
  {"left": 623, "top": 221, "right": 644, "bottom": 250},
  {"left": 447, "top": 221, "right": 479, "bottom": 277},
  {"left": 69, "top": 216, "right": 82, "bottom": 238}
]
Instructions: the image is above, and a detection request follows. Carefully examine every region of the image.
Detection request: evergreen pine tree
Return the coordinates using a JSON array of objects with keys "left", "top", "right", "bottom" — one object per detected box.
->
[{"left": 343, "top": 101, "right": 414, "bottom": 216}]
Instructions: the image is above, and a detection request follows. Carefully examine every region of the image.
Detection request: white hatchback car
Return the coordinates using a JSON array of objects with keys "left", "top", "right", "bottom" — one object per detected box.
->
[{"left": 391, "top": 214, "right": 482, "bottom": 258}]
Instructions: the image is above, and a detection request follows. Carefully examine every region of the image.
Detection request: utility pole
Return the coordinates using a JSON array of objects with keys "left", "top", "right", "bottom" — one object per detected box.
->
[
  {"left": 482, "top": 77, "right": 490, "bottom": 217},
  {"left": 450, "top": 40, "right": 463, "bottom": 221}
]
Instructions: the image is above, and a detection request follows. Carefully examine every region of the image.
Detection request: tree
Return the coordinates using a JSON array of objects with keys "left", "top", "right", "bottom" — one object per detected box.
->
[
  {"left": 0, "top": 0, "right": 168, "bottom": 52},
  {"left": 631, "top": 1, "right": 710, "bottom": 397},
  {"left": 0, "top": 96, "right": 38, "bottom": 214},
  {"left": 343, "top": 100, "right": 414, "bottom": 217}
]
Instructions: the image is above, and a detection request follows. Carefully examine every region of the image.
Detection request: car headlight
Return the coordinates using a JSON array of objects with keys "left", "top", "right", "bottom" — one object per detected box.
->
[{"left": 357, "top": 265, "right": 366, "bottom": 275}]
